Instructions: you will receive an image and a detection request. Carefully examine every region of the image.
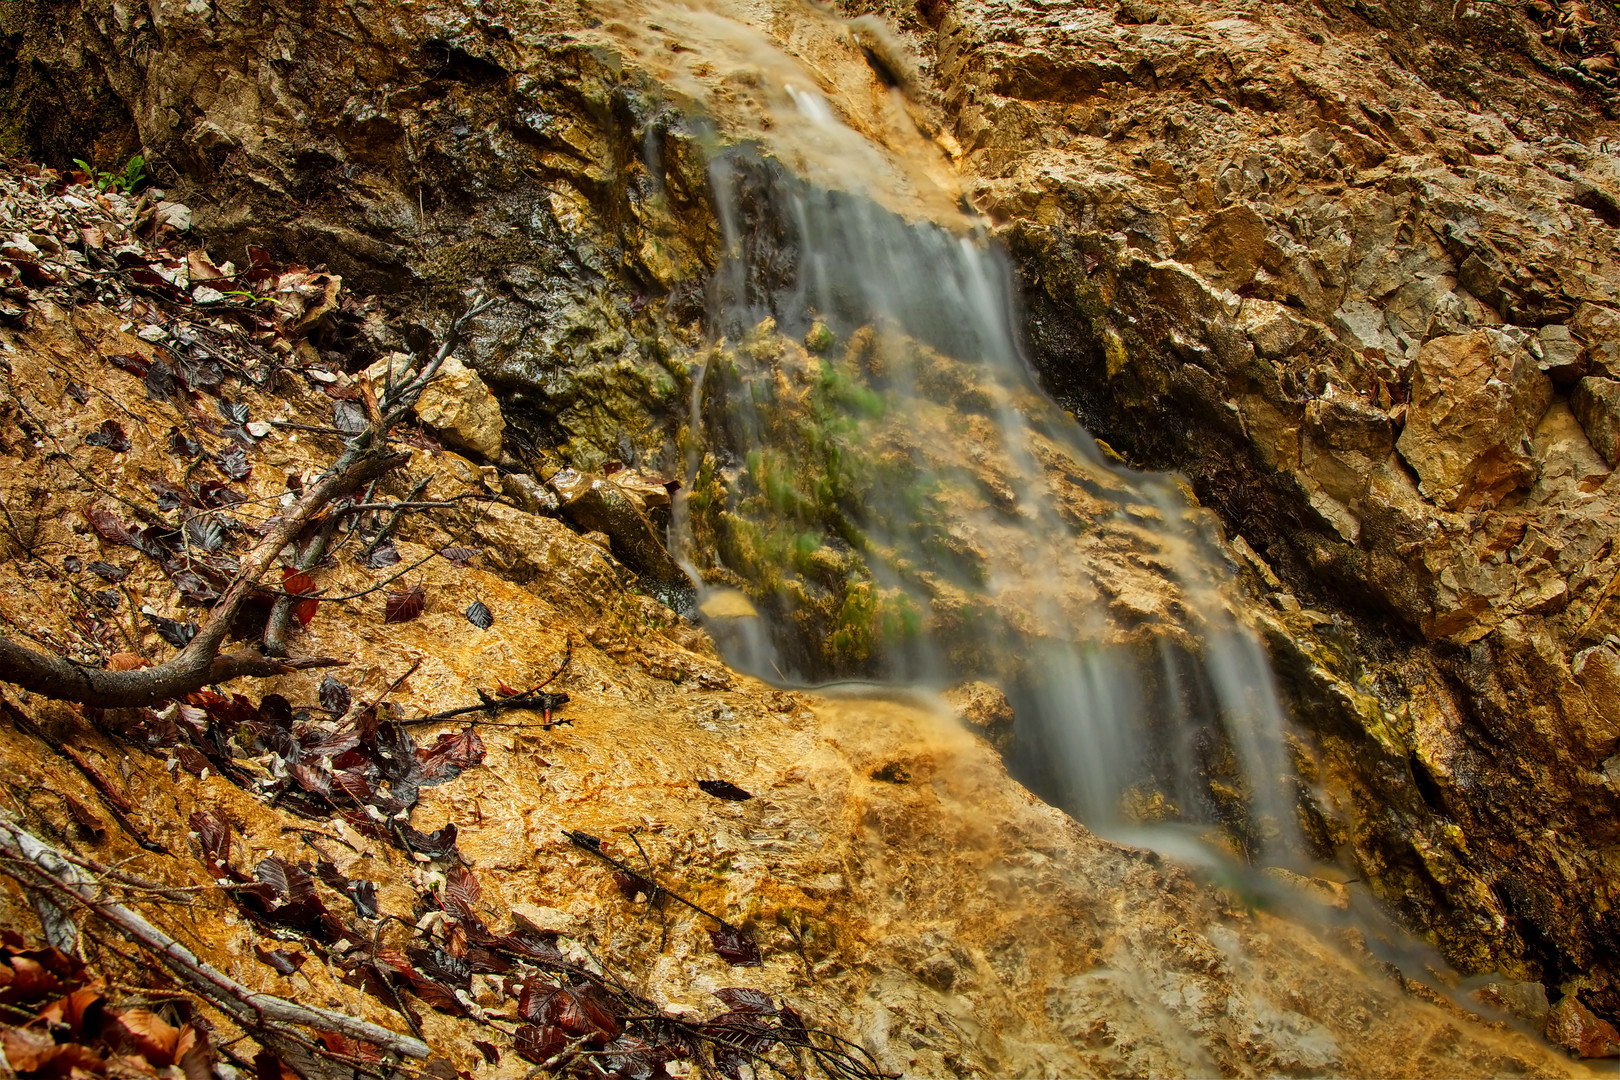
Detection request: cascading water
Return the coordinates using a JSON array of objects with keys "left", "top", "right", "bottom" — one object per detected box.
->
[{"left": 600, "top": 0, "right": 1299, "bottom": 864}]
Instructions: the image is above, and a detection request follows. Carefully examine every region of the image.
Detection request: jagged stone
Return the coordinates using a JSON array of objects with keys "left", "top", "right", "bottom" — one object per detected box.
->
[
  {"left": 366, "top": 353, "right": 506, "bottom": 461},
  {"left": 547, "top": 467, "right": 690, "bottom": 600},
  {"left": 1547, "top": 996, "right": 1620, "bottom": 1058},
  {"left": 941, "top": 680, "right": 1014, "bottom": 748},
  {"left": 1395, "top": 331, "right": 1553, "bottom": 510},
  {"left": 1571, "top": 376, "right": 1620, "bottom": 468}
]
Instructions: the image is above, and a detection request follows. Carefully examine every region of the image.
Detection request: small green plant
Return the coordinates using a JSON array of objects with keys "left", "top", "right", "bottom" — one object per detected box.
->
[{"left": 71, "top": 154, "right": 147, "bottom": 194}]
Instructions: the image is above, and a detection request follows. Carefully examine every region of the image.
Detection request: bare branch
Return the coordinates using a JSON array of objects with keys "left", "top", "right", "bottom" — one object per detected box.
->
[{"left": 0, "top": 816, "right": 430, "bottom": 1060}]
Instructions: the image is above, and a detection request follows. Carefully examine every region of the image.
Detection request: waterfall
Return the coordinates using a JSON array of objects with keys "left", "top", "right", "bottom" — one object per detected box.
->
[{"left": 609, "top": 0, "right": 1300, "bottom": 865}]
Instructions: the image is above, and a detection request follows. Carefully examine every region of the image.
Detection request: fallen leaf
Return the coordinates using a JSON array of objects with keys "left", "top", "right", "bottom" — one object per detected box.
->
[
  {"left": 465, "top": 600, "right": 494, "bottom": 630},
  {"left": 65, "top": 382, "right": 90, "bottom": 404},
  {"left": 439, "top": 546, "right": 479, "bottom": 567},
  {"left": 145, "top": 357, "right": 178, "bottom": 401},
  {"left": 333, "top": 400, "right": 367, "bottom": 435},
  {"left": 216, "top": 444, "right": 252, "bottom": 481},
  {"left": 697, "top": 779, "right": 754, "bottom": 802},
  {"left": 713, "top": 987, "right": 775, "bottom": 1014},
  {"left": 84, "top": 507, "right": 134, "bottom": 547},
  {"left": 168, "top": 427, "right": 201, "bottom": 458},
  {"left": 416, "top": 727, "right": 485, "bottom": 783},
  {"left": 93, "top": 588, "right": 121, "bottom": 609},
  {"left": 708, "top": 926, "right": 763, "bottom": 967},
  {"left": 319, "top": 675, "right": 351, "bottom": 716},
  {"left": 84, "top": 419, "right": 131, "bottom": 452},
  {"left": 363, "top": 540, "right": 401, "bottom": 568},
  {"left": 109, "top": 1006, "right": 182, "bottom": 1064},
  {"left": 384, "top": 584, "right": 426, "bottom": 623},
  {"left": 108, "top": 352, "right": 152, "bottom": 378},
  {"left": 612, "top": 869, "right": 654, "bottom": 902},
  {"left": 254, "top": 947, "right": 307, "bottom": 976},
  {"left": 87, "top": 560, "right": 127, "bottom": 582},
  {"left": 64, "top": 794, "right": 105, "bottom": 837},
  {"left": 472, "top": 1041, "right": 500, "bottom": 1065},
  {"left": 143, "top": 609, "right": 198, "bottom": 647},
  {"left": 512, "top": 1024, "right": 568, "bottom": 1064},
  {"left": 217, "top": 400, "right": 250, "bottom": 426},
  {"left": 107, "top": 652, "right": 145, "bottom": 671},
  {"left": 185, "top": 516, "right": 225, "bottom": 553}
]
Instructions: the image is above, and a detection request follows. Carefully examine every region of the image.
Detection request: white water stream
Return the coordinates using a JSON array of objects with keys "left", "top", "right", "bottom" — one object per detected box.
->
[{"left": 603, "top": 0, "right": 1299, "bottom": 862}]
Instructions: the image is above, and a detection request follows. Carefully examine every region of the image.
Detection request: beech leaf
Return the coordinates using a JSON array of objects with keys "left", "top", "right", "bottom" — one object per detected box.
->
[
  {"left": 84, "top": 419, "right": 131, "bottom": 452},
  {"left": 439, "top": 546, "right": 479, "bottom": 567},
  {"left": 384, "top": 583, "right": 426, "bottom": 623},
  {"left": 465, "top": 599, "right": 494, "bottom": 630},
  {"left": 84, "top": 507, "right": 135, "bottom": 547},
  {"left": 708, "top": 926, "right": 763, "bottom": 967},
  {"left": 319, "top": 675, "right": 351, "bottom": 717},
  {"left": 216, "top": 444, "right": 252, "bottom": 481},
  {"left": 697, "top": 779, "right": 754, "bottom": 802}
]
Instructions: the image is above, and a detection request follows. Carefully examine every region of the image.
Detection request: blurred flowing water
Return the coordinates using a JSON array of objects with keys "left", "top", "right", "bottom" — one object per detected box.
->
[{"left": 602, "top": 0, "right": 1300, "bottom": 863}]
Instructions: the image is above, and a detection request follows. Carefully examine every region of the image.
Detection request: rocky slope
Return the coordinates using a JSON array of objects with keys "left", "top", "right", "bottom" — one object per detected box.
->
[
  {"left": 0, "top": 162, "right": 1581, "bottom": 1078},
  {"left": 911, "top": 0, "right": 1620, "bottom": 1043},
  {"left": 1, "top": 0, "right": 1619, "bottom": 1065}
]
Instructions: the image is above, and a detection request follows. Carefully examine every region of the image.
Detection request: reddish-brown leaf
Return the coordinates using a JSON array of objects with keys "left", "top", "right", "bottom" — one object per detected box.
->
[
  {"left": 713, "top": 987, "right": 775, "bottom": 1014},
  {"left": 1, "top": 1025, "right": 61, "bottom": 1072},
  {"left": 255, "top": 947, "right": 306, "bottom": 976},
  {"left": 416, "top": 727, "right": 485, "bottom": 783},
  {"left": 84, "top": 506, "right": 135, "bottom": 547},
  {"left": 442, "top": 864, "right": 483, "bottom": 926},
  {"left": 109, "top": 1007, "right": 182, "bottom": 1065},
  {"left": 84, "top": 419, "right": 131, "bottom": 452},
  {"left": 512, "top": 1024, "right": 568, "bottom": 1064},
  {"left": 317, "top": 1032, "right": 380, "bottom": 1062},
  {"left": 384, "top": 584, "right": 425, "bottom": 623},
  {"left": 438, "top": 546, "right": 479, "bottom": 568},
  {"left": 708, "top": 926, "right": 763, "bottom": 967},
  {"left": 697, "top": 779, "right": 753, "bottom": 802}
]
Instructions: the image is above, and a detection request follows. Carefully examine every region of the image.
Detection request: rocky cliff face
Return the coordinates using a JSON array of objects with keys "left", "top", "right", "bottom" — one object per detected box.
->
[
  {"left": 3, "top": 0, "right": 1620, "bottom": 1062},
  {"left": 909, "top": 0, "right": 1620, "bottom": 1037}
]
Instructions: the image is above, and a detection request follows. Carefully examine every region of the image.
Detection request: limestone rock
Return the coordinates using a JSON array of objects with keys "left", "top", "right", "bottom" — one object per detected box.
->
[
  {"left": 1538, "top": 325, "right": 1587, "bottom": 385},
  {"left": 1571, "top": 377, "right": 1620, "bottom": 467},
  {"left": 547, "top": 467, "right": 690, "bottom": 601},
  {"left": 501, "top": 472, "right": 559, "bottom": 515},
  {"left": 1547, "top": 995, "right": 1620, "bottom": 1058},
  {"left": 366, "top": 353, "right": 506, "bottom": 461},
  {"left": 1395, "top": 331, "right": 1553, "bottom": 509},
  {"left": 942, "top": 680, "right": 1015, "bottom": 748}
]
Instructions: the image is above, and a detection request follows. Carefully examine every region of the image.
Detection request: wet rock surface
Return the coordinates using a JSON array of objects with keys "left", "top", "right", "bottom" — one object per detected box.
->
[{"left": 2, "top": 0, "right": 1620, "bottom": 1066}]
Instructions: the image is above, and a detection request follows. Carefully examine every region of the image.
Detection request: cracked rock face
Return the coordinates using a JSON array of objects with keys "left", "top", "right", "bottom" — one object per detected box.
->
[
  {"left": 6, "top": 0, "right": 1620, "bottom": 1061},
  {"left": 899, "top": 0, "right": 1620, "bottom": 1044}
]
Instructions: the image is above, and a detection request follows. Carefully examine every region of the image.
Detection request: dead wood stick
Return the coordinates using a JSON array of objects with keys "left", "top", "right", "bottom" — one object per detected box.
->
[
  {"left": 0, "top": 816, "right": 431, "bottom": 1060},
  {"left": 360, "top": 475, "right": 431, "bottom": 562},
  {"left": 263, "top": 514, "right": 339, "bottom": 658}
]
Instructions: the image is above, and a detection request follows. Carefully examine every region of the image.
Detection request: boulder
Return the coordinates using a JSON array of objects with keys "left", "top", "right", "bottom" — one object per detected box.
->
[
  {"left": 1546, "top": 995, "right": 1620, "bottom": 1058},
  {"left": 548, "top": 467, "right": 690, "bottom": 603},
  {"left": 366, "top": 352, "right": 506, "bottom": 461},
  {"left": 1395, "top": 331, "right": 1554, "bottom": 509},
  {"left": 501, "top": 472, "right": 559, "bottom": 515},
  {"left": 1537, "top": 324, "right": 1586, "bottom": 385},
  {"left": 1571, "top": 376, "right": 1620, "bottom": 467},
  {"left": 942, "top": 680, "right": 1015, "bottom": 749}
]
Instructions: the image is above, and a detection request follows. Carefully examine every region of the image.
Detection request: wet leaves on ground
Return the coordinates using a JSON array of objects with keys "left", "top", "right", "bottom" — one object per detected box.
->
[
  {"left": 84, "top": 419, "right": 130, "bottom": 452},
  {"left": 384, "top": 583, "right": 425, "bottom": 623},
  {"left": 697, "top": 779, "right": 753, "bottom": 802}
]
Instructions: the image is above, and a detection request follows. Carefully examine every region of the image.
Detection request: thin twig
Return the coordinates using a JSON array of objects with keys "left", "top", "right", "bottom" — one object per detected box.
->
[
  {"left": 0, "top": 816, "right": 430, "bottom": 1059},
  {"left": 360, "top": 475, "right": 431, "bottom": 562}
]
